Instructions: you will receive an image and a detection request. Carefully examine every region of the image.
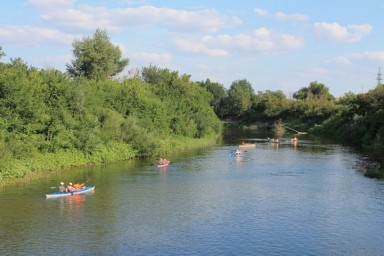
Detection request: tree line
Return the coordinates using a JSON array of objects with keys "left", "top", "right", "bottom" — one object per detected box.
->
[
  {"left": 0, "top": 30, "right": 222, "bottom": 180},
  {"left": 198, "top": 77, "right": 384, "bottom": 176},
  {"left": 1, "top": 29, "right": 382, "bottom": 180}
]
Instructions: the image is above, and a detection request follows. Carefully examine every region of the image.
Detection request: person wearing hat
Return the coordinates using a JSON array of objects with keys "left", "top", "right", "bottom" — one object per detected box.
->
[
  {"left": 59, "top": 182, "right": 66, "bottom": 192},
  {"left": 66, "top": 182, "right": 74, "bottom": 193}
]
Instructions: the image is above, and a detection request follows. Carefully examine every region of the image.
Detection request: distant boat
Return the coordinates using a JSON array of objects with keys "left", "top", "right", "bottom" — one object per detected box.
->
[
  {"left": 239, "top": 143, "right": 256, "bottom": 148},
  {"left": 269, "top": 138, "right": 279, "bottom": 144}
]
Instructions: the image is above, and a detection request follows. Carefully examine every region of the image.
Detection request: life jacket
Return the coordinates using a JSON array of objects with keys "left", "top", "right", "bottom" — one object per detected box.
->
[{"left": 73, "top": 183, "right": 85, "bottom": 189}]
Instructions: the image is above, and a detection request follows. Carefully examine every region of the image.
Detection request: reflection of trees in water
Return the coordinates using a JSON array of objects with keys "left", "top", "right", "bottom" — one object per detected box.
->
[
  {"left": 355, "top": 156, "right": 383, "bottom": 178},
  {"left": 273, "top": 119, "right": 285, "bottom": 137}
]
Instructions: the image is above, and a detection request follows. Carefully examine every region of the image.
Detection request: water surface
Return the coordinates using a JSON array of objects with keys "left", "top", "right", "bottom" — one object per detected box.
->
[{"left": 1, "top": 133, "right": 383, "bottom": 255}]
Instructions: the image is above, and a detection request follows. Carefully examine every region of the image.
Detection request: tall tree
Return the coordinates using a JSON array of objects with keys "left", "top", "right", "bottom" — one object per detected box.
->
[
  {"left": 227, "top": 79, "right": 254, "bottom": 117},
  {"left": 66, "top": 29, "right": 129, "bottom": 80},
  {"left": 197, "top": 79, "right": 227, "bottom": 117},
  {"left": 293, "top": 81, "right": 334, "bottom": 101}
]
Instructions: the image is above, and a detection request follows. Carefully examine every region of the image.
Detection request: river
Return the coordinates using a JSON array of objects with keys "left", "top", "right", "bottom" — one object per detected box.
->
[{"left": 1, "top": 129, "right": 384, "bottom": 255}]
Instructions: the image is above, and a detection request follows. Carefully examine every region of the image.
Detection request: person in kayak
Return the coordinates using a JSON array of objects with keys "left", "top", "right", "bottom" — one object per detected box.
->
[
  {"left": 59, "top": 182, "right": 65, "bottom": 192},
  {"left": 66, "top": 182, "right": 74, "bottom": 192},
  {"left": 73, "top": 182, "right": 85, "bottom": 190}
]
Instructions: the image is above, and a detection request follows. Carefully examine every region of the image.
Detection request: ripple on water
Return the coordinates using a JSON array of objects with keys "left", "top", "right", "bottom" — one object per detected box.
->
[{"left": 1, "top": 142, "right": 384, "bottom": 255}]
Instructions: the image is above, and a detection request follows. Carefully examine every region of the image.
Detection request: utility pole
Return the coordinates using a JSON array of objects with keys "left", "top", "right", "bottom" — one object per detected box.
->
[{"left": 377, "top": 67, "right": 382, "bottom": 86}]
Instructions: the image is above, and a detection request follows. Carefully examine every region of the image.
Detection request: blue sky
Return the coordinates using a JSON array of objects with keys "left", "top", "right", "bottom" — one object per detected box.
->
[{"left": 1, "top": 0, "right": 383, "bottom": 97}]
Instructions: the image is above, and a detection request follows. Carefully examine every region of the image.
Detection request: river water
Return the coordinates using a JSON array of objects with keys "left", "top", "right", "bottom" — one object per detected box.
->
[{"left": 1, "top": 129, "right": 384, "bottom": 255}]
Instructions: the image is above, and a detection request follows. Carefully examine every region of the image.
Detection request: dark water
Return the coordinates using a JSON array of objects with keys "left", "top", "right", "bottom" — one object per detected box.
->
[{"left": 1, "top": 130, "right": 384, "bottom": 255}]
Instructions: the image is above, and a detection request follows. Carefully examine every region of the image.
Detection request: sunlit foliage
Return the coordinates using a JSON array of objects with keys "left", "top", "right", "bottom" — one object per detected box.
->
[
  {"left": 0, "top": 54, "right": 222, "bottom": 180},
  {"left": 66, "top": 29, "right": 129, "bottom": 80}
]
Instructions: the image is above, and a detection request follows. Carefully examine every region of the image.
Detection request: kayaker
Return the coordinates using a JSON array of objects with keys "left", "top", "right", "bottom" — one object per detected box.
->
[
  {"left": 73, "top": 182, "right": 85, "bottom": 190},
  {"left": 59, "top": 182, "right": 65, "bottom": 192},
  {"left": 66, "top": 182, "right": 74, "bottom": 192}
]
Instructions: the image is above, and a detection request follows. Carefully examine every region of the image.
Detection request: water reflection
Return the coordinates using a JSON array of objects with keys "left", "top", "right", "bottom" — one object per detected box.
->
[
  {"left": 1, "top": 128, "right": 384, "bottom": 255},
  {"left": 65, "top": 194, "right": 86, "bottom": 209},
  {"left": 47, "top": 192, "right": 94, "bottom": 215},
  {"left": 158, "top": 166, "right": 168, "bottom": 176}
]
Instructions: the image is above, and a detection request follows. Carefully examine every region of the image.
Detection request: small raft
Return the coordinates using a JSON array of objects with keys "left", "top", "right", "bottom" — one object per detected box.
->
[
  {"left": 46, "top": 186, "right": 95, "bottom": 198},
  {"left": 239, "top": 143, "right": 256, "bottom": 148}
]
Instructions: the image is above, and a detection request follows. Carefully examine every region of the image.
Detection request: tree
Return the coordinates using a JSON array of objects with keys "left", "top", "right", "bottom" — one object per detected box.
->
[
  {"left": 196, "top": 79, "right": 227, "bottom": 117},
  {"left": 293, "top": 81, "right": 334, "bottom": 101},
  {"left": 252, "top": 90, "right": 291, "bottom": 119},
  {"left": 66, "top": 29, "right": 129, "bottom": 80},
  {"left": 227, "top": 79, "right": 254, "bottom": 117},
  {"left": 0, "top": 46, "right": 5, "bottom": 60}
]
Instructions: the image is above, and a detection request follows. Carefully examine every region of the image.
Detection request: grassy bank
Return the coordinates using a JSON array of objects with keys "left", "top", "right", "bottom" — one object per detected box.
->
[{"left": 0, "top": 134, "right": 221, "bottom": 185}]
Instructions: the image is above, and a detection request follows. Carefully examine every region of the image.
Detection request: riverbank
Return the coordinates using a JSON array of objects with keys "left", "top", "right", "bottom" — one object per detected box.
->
[{"left": 0, "top": 134, "right": 221, "bottom": 185}]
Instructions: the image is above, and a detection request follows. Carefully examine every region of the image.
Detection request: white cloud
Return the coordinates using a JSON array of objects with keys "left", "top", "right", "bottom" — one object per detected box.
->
[
  {"left": 362, "top": 51, "right": 384, "bottom": 61},
  {"left": 174, "top": 39, "right": 229, "bottom": 57},
  {"left": 274, "top": 12, "right": 309, "bottom": 22},
  {"left": 27, "top": 0, "right": 74, "bottom": 10},
  {"left": 231, "top": 16, "right": 243, "bottom": 26},
  {"left": 314, "top": 22, "right": 372, "bottom": 43},
  {"left": 350, "top": 51, "right": 384, "bottom": 61},
  {"left": 120, "top": 0, "right": 147, "bottom": 5},
  {"left": 0, "top": 25, "right": 74, "bottom": 46},
  {"left": 254, "top": 8, "right": 269, "bottom": 17},
  {"left": 130, "top": 51, "right": 172, "bottom": 63},
  {"left": 255, "top": 8, "right": 309, "bottom": 22},
  {"left": 280, "top": 34, "right": 305, "bottom": 49},
  {"left": 174, "top": 27, "right": 304, "bottom": 56},
  {"left": 28, "top": 2, "right": 232, "bottom": 33},
  {"left": 335, "top": 56, "right": 352, "bottom": 66}
]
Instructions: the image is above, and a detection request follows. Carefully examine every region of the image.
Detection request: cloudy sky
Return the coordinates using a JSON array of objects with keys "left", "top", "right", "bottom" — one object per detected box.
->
[{"left": 1, "top": 0, "right": 383, "bottom": 96}]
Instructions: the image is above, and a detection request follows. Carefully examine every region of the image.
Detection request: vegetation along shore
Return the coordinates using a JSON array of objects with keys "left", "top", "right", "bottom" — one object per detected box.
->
[{"left": 0, "top": 29, "right": 382, "bottom": 181}]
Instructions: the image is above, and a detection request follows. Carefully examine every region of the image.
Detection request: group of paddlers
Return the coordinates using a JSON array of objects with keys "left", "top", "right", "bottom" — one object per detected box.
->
[
  {"left": 158, "top": 158, "right": 170, "bottom": 165},
  {"left": 58, "top": 182, "right": 85, "bottom": 193}
]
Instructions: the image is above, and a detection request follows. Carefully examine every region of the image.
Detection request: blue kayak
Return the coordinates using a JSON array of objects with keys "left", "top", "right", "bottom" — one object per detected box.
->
[{"left": 46, "top": 186, "right": 95, "bottom": 198}]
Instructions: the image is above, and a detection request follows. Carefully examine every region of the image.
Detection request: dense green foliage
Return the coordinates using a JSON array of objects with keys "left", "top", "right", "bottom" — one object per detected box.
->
[
  {"left": 1, "top": 28, "right": 382, "bottom": 180},
  {"left": 311, "top": 86, "right": 384, "bottom": 157},
  {"left": 198, "top": 78, "right": 383, "bottom": 176},
  {"left": 0, "top": 58, "right": 222, "bottom": 180},
  {"left": 198, "top": 79, "right": 340, "bottom": 129}
]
